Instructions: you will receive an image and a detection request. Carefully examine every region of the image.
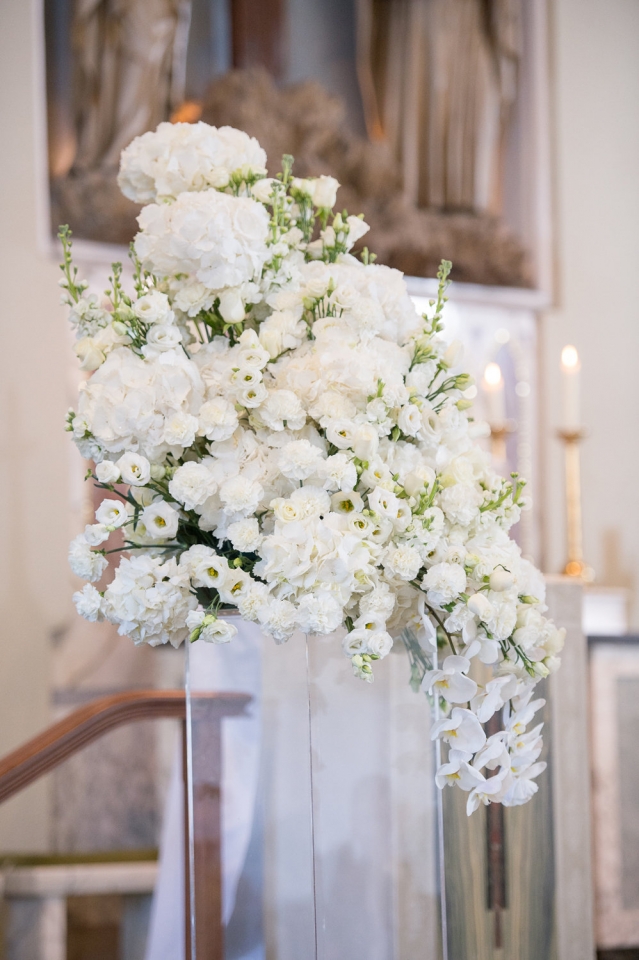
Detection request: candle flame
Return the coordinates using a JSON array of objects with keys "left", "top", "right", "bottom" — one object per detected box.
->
[
  {"left": 484, "top": 362, "right": 502, "bottom": 387},
  {"left": 561, "top": 344, "right": 579, "bottom": 369}
]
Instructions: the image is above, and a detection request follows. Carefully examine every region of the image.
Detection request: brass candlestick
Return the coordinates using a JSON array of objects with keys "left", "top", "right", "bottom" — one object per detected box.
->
[
  {"left": 488, "top": 422, "right": 515, "bottom": 465},
  {"left": 557, "top": 429, "right": 594, "bottom": 581}
]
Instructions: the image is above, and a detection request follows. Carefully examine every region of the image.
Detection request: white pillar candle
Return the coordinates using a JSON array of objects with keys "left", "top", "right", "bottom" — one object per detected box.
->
[
  {"left": 560, "top": 344, "right": 581, "bottom": 431},
  {"left": 483, "top": 361, "right": 505, "bottom": 424}
]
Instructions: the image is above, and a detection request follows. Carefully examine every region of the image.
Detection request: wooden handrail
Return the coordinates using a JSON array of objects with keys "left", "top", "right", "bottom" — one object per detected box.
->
[{"left": 0, "top": 689, "right": 249, "bottom": 804}]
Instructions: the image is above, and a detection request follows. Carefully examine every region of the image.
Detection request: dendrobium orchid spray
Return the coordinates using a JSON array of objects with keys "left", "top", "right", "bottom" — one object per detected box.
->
[{"left": 63, "top": 121, "right": 563, "bottom": 815}]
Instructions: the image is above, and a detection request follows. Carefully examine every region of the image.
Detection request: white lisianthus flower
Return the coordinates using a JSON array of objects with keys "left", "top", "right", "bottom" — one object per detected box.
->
[
  {"left": 398, "top": 403, "right": 422, "bottom": 438},
  {"left": 69, "top": 535, "right": 108, "bottom": 583},
  {"left": 366, "top": 630, "right": 394, "bottom": 658},
  {"left": 227, "top": 518, "right": 263, "bottom": 552},
  {"left": 73, "top": 583, "right": 104, "bottom": 622},
  {"left": 345, "top": 215, "right": 370, "bottom": 247},
  {"left": 278, "top": 439, "right": 323, "bottom": 480},
  {"left": 141, "top": 501, "right": 180, "bottom": 539},
  {"left": 116, "top": 452, "right": 151, "bottom": 486},
  {"left": 312, "top": 175, "right": 339, "bottom": 209},
  {"left": 353, "top": 423, "right": 379, "bottom": 460},
  {"left": 218, "top": 288, "right": 246, "bottom": 324},
  {"left": 193, "top": 554, "right": 230, "bottom": 589},
  {"left": 251, "top": 177, "right": 278, "bottom": 203},
  {"left": 326, "top": 419, "right": 357, "bottom": 450},
  {"left": 95, "top": 460, "right": 121, "bottom": 484},
  {"left": 133, "top": 290, "right": 174, "bottom": 324},
  {"left": 84, "top": 523, "right": 110, "bottom": 547},
  {"left": 186, "top": 610, "right": 238, "bottom": 644},
  {"left": 422, "top": 562, "right": 467, "bottom": 607},
  {"left": 144, "top": 324, "right": 182, "bottom": 355},
  {"left": 169, "top": 462, "right": 217, "bottom": 511},
  {"left": 95, "top": 499, "right": 129, "bottom": 528}
]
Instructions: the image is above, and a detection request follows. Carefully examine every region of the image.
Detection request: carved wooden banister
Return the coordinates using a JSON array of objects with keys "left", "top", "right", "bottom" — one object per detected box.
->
[{"left": 0, "top": 688, "right": 251, "bottom": 960}]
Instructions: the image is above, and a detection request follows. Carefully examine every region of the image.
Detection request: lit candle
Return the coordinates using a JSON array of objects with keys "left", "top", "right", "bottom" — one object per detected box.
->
[
  {"left": 483, "top": 362, "right": 505, "bottom": 424},
  {"left": 560, "top": 344, "right": 581, "bottom": 431}
]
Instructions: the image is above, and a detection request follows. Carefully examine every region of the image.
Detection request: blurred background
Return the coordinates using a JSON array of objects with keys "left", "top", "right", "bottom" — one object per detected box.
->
[{"left": 0, "top": 1, "right": 638, "bottom": 958}]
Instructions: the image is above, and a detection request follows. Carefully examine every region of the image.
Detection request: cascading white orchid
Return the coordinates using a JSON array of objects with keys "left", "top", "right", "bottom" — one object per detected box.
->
[{"left": 61, "top": 121, "right": 564, "bottom": 814}]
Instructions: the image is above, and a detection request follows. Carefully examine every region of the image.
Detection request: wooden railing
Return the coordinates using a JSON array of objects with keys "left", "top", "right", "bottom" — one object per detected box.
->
[{"left": 0, "top": 688, "right": 251, "bottom": 960}]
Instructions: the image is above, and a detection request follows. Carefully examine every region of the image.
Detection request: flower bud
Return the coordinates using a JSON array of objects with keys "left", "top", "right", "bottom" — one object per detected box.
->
[
  {"left": 312, "top": 175, "right": 339, "bottom": 209},
  {"left": 467, "top": 593, "right": 494, "bottom": 622},
  {"left": 489, "top": 568, "right": 515, "bottom": 592}
]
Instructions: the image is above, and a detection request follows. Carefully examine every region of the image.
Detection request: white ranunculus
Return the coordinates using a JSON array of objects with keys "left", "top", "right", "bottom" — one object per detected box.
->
[
  {"left": 141, "top": 501, "right": 180, "bottom": 539},
  {"left": 169, "top": 462, "right": 217, "bottom": 511}
]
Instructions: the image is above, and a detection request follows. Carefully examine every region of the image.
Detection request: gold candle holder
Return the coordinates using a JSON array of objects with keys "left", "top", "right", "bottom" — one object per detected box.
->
[
  {"left": 488, "top": 422, "right": 515, "bottom": 465},
  {"left": 557, "top": 429, "right": 594, "bottom": 581}
]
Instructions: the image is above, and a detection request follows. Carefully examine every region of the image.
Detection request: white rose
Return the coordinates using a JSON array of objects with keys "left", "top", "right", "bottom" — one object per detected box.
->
[
  {"left": 169, "top": 462, "right": 217, "bottom": 511},
  {"left": 312, "top": 175, "right": 339, "bottom": 209},
  {"left": 73, "top": 583, "right": 104, "bottom": 622},
  {"left": 198, "top": 398, "right": 239, "bottom": 441},
  {"left": 116, "top": 452, "right": 151, "bottom": 486},
  {"left": 227, "top": 518, "right": 263, "bottom": 552},
  {"left": 133, "top": 291, "right": 174, "bottom": 324},
  {"left": 141, "top": 501, "right": 180, "bottom": 539},
  {"left": 403, "top": 465, "right": 436, "bottom": 497},
  {"left": 95, "top": 461, "right": 121, "bottom": 484}
]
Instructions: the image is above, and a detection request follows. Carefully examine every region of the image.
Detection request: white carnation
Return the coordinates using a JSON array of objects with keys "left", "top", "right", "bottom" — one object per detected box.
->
[
  {"left": 226, "top": 518, "right": 263, "bottom": 552},
  {"left": 169, "top": 462, "right": 217, "bottom": 511},
  {"left": 69, "top": 535, "right": 108, "bottom": 583},
  {"left": 260, "top": 390, "right": 306, "bottom": 431},
  {"left": 278, "top": 439, "right": 323, "bottom": 480},
  {"left": 422, "top": 562, "right": 467, "bottom": 607},
  {"left": 198, "top": 398, "right": 239, "bottom": 441},
  {"left": 73, "top": 583, "right": 104, "bottom": 622}
]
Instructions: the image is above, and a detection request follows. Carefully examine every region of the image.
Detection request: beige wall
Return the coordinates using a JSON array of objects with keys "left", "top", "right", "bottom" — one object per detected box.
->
[
  {"left": 544, "top": 0, "right": 639, "bottom": 626},
  {"left": 0, "top": 0, "right": 70, "bottom": 848}
]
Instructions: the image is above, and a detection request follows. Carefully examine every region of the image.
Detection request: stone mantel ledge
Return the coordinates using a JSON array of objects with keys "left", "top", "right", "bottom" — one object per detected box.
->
[{"left": 1, "top": 861, "right": 157, "bottom": 897}]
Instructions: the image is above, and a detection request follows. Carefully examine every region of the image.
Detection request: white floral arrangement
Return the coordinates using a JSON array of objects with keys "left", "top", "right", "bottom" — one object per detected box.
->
[{"left": 62, "top": 121, "right": 564, "bottom": 815}]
